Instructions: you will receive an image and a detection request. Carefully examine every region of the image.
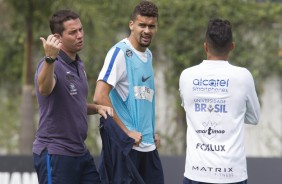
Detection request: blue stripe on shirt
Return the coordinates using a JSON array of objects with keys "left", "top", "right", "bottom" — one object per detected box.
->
[{"left": 103, "top": 47, "right": 121, "bottom": 82}]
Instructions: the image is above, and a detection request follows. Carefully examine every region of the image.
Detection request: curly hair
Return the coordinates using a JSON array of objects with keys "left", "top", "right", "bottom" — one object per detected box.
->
[
  {"left": 131, "top": 1, "right": 158, "bottom": 21},
  {"left": 205, "top": 18, "right": 233, "bottom": 56}
]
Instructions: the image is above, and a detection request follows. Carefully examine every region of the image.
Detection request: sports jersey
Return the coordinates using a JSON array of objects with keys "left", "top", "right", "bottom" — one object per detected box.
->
[
  {"left": 179, "top": 60, "right": 260, "bottom": 183},
  {"left": 33, "top": 50, "right": 89, "bottom": 156},
  {"left": 98, "top": 38, "right": 156, "bottom": 152}
]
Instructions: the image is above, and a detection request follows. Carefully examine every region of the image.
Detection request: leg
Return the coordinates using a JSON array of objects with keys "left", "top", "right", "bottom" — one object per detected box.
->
[
  {"left": 33, "top": 150, "right": 50, "bottom": 184},
  {"left": 49, "top": 154, "right": 80, "bottom": 184},
  {"left": 33, "top": 150, "right": 80, "bottom": 184},
  {"left": 137, "top": 149, "right": 164, "bottom": 184},
  {"left": 80, "top": 151, "right": 101, "bottom": 184}
]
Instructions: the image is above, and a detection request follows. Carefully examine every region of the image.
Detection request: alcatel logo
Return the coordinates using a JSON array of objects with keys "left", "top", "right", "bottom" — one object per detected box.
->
[{"left": 193, "top": 78, "right": 229, "bottom": 87}]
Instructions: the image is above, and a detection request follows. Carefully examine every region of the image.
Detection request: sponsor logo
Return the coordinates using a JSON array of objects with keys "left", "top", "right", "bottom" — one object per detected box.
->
[
  {"left": 68, "top": 83, "right": 77, "bottom": 95},
  {"left": 193, "top": 79, "right": 229, "bottom": 87},
  {"left": 196, "top": 121, "right": 225, "bottom": 140},
  {"left": 142, "top": 75, "right": 151, "bottom": 82},
  {"left": 192, "top": 166, "right": 233, "bottom": 173},
  {"left": 192, "top": 78, "right": 229, "bottom": 93},
  {"left": 134, "top": 86, "right": 154, "bottom": 102},
  {"left": 66, "top": 71, "right": 75, "bottom": 80},
  {"left": 126, "top": 49, "right": 133, "bottom": 57},
  {"left": 196, "top": 143, "right": 226, "bottom": 152},
  {"left": 191, "top": 166, "right": 234, "bottom": 178},
  {"left": 195, "top": 103, "right": 227, "bottom": 113},
  {"left": 194, "top": 99, "right": 226, "bottom": 103}
]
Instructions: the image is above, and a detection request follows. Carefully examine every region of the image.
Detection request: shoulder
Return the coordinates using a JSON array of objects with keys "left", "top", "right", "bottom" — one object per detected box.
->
[
  {"left": 228, "top": 63, "right": 253, "bottom": 78},
  {"left": 105, "top": 40, "right": 130, "bottom": 59},
  {"left": 146, "top": 48, "right": 153, "bottom": 59},
  {"left": 180, "top": 64, "right": 201, "bottom": 76},
  {"left": 105, "top": 45, "right": 126, "bottom": 64},
  {"left": 113, "top": 39, "right": 130, "bottom": 51}
]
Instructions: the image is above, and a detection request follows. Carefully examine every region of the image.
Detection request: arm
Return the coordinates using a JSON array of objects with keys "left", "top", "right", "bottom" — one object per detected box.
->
[
  {"left": 93, "top": 80, "right": 142, "bottom": 144},
  {"left": 154, "top": 133, "right": 161, "bottom": 149},
  {"left": 37, "top": 34, "right": 61, "bottom": 96},
  {"left": 87, "top": 103, "right": 113, "bottom": 119},
  {"left": 245, "top": 71, "right": 260, "bottom": 125}
]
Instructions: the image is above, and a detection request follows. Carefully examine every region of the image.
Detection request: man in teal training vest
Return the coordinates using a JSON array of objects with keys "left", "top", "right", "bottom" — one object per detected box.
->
[{"left": 93, "top": 1, "right": 164, "bottom": 183}]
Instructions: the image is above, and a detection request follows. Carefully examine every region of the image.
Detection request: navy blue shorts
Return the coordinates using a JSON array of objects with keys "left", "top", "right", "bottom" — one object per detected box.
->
[
  {"left": 33, "top": 150, "right": 101, "bottom": 184},
  {"left": 183, "top": 177, "right": 247, "bottom": 184},
  {"left": 129, "top": 149, "right": 164, "bottom": 184}
]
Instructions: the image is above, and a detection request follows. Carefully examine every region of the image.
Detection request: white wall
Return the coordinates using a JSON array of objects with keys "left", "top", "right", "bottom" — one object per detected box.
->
[{"left": 245, "top": 75, "right": 282, "bottom": 157}]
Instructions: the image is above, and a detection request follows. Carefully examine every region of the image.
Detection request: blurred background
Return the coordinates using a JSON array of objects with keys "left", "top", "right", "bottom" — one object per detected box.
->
[{"left": 0, "top": 0, "right": 281, "bottom": 183}]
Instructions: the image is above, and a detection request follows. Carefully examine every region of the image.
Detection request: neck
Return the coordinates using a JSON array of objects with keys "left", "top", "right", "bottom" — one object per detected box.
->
[
  {"left": 62, "top": 49, "right": 77, "bottom": 61},
  {"left": 127, "top": 36, "right": 146, "bottom": 52},
  {"left": 207, "top": 54, "right": 228, "bottom": 61}
]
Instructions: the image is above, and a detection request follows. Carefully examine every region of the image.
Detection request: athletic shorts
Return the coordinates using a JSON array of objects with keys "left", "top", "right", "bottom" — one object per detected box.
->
[
  {"left": 129, "top": 149, "right": 164, "bottom": 184},
  {"left": 183, "top": 177, "right": 247, "bottom": 184},
  {"left": 33, "top": 149, "right": 101, "bottom": 184}
]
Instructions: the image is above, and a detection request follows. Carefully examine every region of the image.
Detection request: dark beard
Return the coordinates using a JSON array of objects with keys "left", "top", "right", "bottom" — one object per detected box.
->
[{"left": 140, "top": 42, "right": 151, "bottom": 48}]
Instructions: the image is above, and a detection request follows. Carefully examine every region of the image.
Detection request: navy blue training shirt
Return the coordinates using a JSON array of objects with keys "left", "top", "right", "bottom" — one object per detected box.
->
[{"left": 33, "top": 50, "right": 89, "bottom": 156}]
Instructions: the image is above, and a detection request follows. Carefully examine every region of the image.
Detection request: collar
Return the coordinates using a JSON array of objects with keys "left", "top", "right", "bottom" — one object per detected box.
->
[{"left": 58, "top": 50, "right": 81, "bottom": 64}]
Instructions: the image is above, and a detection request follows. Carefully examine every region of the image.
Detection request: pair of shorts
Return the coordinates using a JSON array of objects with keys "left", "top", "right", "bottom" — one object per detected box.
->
[
  {"left": 183, "top": 177, "right": 247, "bottom": 184},
  {"left": 129, "top": 149, "right": 164, "bottom": 184},
  {"left": 33, "top": 150, "right": 100, "bottom": 184}
]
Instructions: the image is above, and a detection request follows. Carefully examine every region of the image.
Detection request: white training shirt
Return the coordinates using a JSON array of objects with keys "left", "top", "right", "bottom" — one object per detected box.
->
[
  {"left": 179, "top": 60, "right": 260, "bottom": 183},
  {"left": 98, "top": 38, "right": 156, "bottom": 152}
]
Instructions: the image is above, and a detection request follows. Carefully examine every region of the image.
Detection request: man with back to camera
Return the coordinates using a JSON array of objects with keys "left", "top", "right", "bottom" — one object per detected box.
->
[
  {"left": 33, "top": 10, "right": 113, "bottom": 184},
  {"left": 93, "top": 1, "right": 164, "bottom": 183},
  {"left": 179, "top": 19, "right": 260, "bottom": 184}
]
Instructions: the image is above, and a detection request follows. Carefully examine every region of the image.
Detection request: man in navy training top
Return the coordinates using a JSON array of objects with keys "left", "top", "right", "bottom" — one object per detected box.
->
[{"left": 33, "top": 10, "right": 113, "bottom": 184}]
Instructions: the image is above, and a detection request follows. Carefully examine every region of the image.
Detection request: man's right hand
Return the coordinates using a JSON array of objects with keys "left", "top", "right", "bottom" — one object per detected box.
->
[
  {"left": 128, "top": 130, "right": 142, "bottom": 146},
  {"left": 40, "top": 34, "right": 61, "bottom": 59}
]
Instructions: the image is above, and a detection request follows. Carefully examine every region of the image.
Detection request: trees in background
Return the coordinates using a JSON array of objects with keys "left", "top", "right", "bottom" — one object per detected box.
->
[
  {"left": 156, "top": 0, "right": 282, "bottom": 134},
  {"left": 158, "top": 0, "right": 282, "bottom": 92}
]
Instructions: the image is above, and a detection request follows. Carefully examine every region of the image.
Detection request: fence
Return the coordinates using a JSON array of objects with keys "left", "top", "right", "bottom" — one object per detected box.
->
[{"left": 0, "top": 156, "right": 281, "bottom": 184}]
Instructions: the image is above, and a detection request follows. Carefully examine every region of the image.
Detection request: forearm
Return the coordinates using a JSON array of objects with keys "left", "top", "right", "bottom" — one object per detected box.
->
[
  {"left": 112, "top": 110, "right": 130, "bottom": 134},
  {"left": 87, "top": 103, "right": 98, "bottom": 115},
  {"left": 245, "top": 75, "right": 260, "bottom": 125},
  {"left": 37, "top": 62, "right": 55, "bottom": 96},
  {"left": 37, "top": 34, "right": 62, "bottom": 96},
  {"left": 95, "top": 96, "right": 129, "bottom": 134},
  {"left": 94, "top": 80, "right": 133, "bottom": 135}
]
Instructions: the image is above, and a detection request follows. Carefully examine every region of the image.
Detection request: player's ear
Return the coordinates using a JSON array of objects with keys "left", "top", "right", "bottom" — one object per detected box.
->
[
  {"left": 54, "top": 33, "right": 62, "bottom": 42},
  {"left": 204, "top": 42, "right": 208, "bottom": 53},
  {"left": 129, "top": 20, "right": 134, "bottom": 31},
  {"left": 54, "top": 33, "right": 60, "bottom": 38},
  {"left": 230, "top": 42, "right": 235, "bottom": 51}
]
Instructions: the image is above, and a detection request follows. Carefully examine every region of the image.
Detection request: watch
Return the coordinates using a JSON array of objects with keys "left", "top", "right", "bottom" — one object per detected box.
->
[{"left": 45, "top": 56, "right": 56, "bottom": 64}]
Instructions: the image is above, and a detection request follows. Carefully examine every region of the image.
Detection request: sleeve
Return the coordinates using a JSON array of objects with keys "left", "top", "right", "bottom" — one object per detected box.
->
[
  {"left": 244, "top": 70, "right": 260, "bottom": 125},
  {"left": 179, "top": 70, "right": 186, "bottom": 108},
  {"left": 35, "top": 60, "right": 57, "bottom": 83},
  {"left": 97, "top": 47, "right": 126, "bottom": 88}
]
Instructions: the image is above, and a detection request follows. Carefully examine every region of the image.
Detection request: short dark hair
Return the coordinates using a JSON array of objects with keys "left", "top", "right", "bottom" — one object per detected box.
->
[
  {"left": 49, "top": 10, "right": 80, "bottom": 35},
  {"left": 131, "top": 1, "right": 158, "bottom": 21},
  {"left": 205, "top": 19, "right": 233, "bottom": 56}
]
